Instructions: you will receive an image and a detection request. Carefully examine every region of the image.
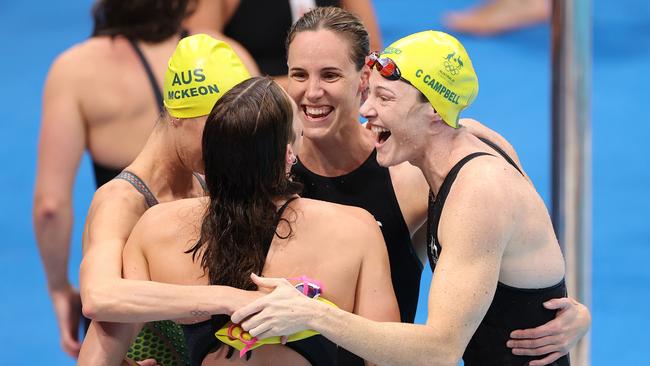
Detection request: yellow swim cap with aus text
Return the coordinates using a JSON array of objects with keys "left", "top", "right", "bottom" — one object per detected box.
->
[
  {"left": 164, "top": 34, "right": 251, "bottom": 118},
  {"left": 380, "top": 31, "right": 478, "bottom": 128}
]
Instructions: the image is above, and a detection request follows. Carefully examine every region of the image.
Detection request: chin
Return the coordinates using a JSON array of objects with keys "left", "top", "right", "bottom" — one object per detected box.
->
[{"left": 375, "top": 150, "right": 405, "bottom": 168}]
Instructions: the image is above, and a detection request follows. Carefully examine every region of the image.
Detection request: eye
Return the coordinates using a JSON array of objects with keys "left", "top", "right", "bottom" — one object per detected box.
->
[
  {"left": 290, "top": 71, "right": 307, "bottom": 81},
  {"left": 322, "top": 72, "right": 341, "bottom": 82},
  {"left": 379, "top": 95, "right": 391, "bottom": 102}
]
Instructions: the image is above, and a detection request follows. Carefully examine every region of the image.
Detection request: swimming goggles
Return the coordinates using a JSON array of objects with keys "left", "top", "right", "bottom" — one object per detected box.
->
[{"left": 366, "top": 51, "right": 403, "bottom": 81}]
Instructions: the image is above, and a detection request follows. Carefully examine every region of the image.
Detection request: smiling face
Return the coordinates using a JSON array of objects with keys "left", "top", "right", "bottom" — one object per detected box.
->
[
  {"left": 287, "top": 29, "right": 365, "bottom": 142},
  {"left": 361, "top": 71, "right": 436, "bottom": 167}
]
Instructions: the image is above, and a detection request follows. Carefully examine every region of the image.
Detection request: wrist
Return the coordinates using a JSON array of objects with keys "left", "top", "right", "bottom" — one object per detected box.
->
[
  {"left": 306, "top": 298, "right": 330, "bottom": 330},
  {"left": 48, "top": 281, "right": 73, "bottom": 295}
]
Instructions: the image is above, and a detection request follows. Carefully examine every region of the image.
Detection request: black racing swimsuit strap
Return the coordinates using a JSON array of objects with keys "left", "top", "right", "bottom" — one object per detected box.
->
[
  {"left": 114, "top": 171, "right": 159, "bottom": 208},
  {"left": 127, "top": 38, "right": 164, "bottom": 112},
  {"left": 192, "top": 172, "right": 207, "bottom": 192},
  {"left": 427, "top": 152, "right": 493, "bottom": 270},
  {"left": 477, "top": 137, "right": 524, "bottom": 176}
]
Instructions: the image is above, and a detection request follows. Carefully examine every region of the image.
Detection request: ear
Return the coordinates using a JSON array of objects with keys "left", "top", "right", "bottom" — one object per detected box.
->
[
  {"left": 358, "top": 65, "right": 370, "bottom": 95},
  {"left": 286, "top": 144, "right": 297, "bottom": 164},
  {"left": 169, "top": 116, "right": 181, "bottom": 128},
  {"left": 424, "top": 103, "right": 443, "bottom": 130}
]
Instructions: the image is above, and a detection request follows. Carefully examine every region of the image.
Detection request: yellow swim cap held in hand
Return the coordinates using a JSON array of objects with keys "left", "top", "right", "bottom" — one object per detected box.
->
[
  {"left": 164, "top": 34, "right": 251, "bottom": 118},
  {"left": 380, "top": 31, "right": 479, "bottom": 128}
]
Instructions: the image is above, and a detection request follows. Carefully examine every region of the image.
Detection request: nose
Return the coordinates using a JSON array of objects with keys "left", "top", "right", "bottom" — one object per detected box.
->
[
  {"left": 360, "top": 94, "right": 376, "bottom": 120},
  {"left": 305, "top": 78, "right": 324, "bottom": 101}
]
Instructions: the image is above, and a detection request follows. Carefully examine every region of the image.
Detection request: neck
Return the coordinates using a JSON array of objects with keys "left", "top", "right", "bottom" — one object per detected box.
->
[
  {"left": 299, "top": 120, "right": 375, "bottom": 177},
  {"left": 126, "top": 126, "right": 196, "bottom": 201},
  {"left": 414, "top": 127, "right": 480, "bottom": 195}
]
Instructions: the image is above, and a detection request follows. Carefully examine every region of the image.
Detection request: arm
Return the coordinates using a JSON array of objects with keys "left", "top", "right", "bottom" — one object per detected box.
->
[
  {"left": 341, "top": 0, "right": 383, "bottom": 51},
  {"left": 33, "top": 50, "right": 86, "bottom": 358},
  {"left": 79, "top": 198, "right": 255, "bottom": 323},
  {"left": 234, "top": 170, "right": 511, "bottom": 366},
  {"left": 78, "top": 222, "right": 151, "bottom": 366}
]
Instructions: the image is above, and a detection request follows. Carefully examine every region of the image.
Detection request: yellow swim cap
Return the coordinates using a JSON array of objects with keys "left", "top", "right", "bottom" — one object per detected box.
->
[
  {"left": 163, "top": 34, "right": 250, "bottom": 118},
  {"left": 380, "top": 31, "right": 478, "bottom": 128}
]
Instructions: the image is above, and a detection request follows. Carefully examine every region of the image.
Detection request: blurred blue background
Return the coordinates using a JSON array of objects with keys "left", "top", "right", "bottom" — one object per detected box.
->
[{"left": 1, "top": 0, "right": 647, "bottom": 364}]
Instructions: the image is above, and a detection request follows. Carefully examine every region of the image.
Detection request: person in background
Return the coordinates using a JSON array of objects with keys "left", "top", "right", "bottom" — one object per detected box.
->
[
  {"left": 184, "top": 0, "right": 382, "bottom": 88},
  {"left": 443, "top": 0, "right": 551, "bottom": 36}
]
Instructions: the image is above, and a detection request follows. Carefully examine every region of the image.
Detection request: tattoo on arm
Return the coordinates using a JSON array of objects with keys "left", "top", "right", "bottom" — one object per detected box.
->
[{"left": 190, "top": 309, "right": 210, "bottom": 317}]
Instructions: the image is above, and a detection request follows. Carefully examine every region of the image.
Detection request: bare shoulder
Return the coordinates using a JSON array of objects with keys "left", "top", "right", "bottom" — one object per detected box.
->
[
  {"left": 460, "top": 118, "right": 523, "bottom": 168},
  {"left": 138, "top": 197, "right": 206, "bottom": 234},
  {"left": 89, "top": 179, "right": 149, "bottom": 215},
  {"left": 446, "top": 155, "right": 524, "bottom": 214},
  {"left": 295, "top": 198, "right": 383, "bottom": 243}
]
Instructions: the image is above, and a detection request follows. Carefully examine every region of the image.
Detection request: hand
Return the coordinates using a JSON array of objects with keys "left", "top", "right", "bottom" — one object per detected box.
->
[
  {"left": 122, "top": 358, "right": 159, "bottom": 366},
  {"left": 507, "top": 297, "right": 591, "bottom": 366},
  {"left": 137, "top": 359, "right": 159, "bottom": 366},
  {"left": 231, "top": 273, "right": 318, "bottom": 339},
  {"left": 50, "top": 284, "right": 83, "bottom": 358}
]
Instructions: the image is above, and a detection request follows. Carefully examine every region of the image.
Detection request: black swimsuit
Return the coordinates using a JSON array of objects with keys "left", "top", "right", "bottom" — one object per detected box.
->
[
  {"left": 292, "top": 150, "right": 422, "bottom": 323},
  {"left": 426, "top": 138, "right": 570, "bottom": 366},
  {"left": 181, "top": 197, "right": 342, "bottom": 366}
]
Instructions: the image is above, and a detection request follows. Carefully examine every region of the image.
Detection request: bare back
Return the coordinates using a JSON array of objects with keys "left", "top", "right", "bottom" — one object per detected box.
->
[
  {"left": 124, "top": 196, "right": 399, "bottom": 365},
  {"left": 69, "top": 36, "right": 179, "bottom": 168}
]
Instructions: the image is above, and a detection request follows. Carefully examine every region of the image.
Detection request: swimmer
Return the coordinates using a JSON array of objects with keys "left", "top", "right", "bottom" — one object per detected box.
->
[
  {"left": 232, "top": 29, "right": 591, "bottom": 365},
  {"left": 76, "top": 34, "right": 252, "bottom": 365}
]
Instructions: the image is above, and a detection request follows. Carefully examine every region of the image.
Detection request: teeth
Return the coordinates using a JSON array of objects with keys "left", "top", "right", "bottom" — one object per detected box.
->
[
  {"left": 305, "top": 106, "right": 333, "bottom": 116},
  {"left": 371, "top": 126, "right": 390, "bottom": 134}
]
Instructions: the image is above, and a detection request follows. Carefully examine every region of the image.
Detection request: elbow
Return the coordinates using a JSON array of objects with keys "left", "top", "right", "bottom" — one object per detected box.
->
[
  {"left": 33, "top": 196, "right": 70, "bottom": 226},
  {"left": 80, "top": 285, "right": 116, "bottom": 321},
  {"left": 420, "top": 328, "right": 464, "bottom": 366}
]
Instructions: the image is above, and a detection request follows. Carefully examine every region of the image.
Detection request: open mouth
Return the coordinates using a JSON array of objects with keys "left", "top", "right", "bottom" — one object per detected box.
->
[
  {"left": 303, "top": 105, "right": 333, "bottom": 121},
  {"left": 371, "top": 125, "right": 392, "bottom": 145}
]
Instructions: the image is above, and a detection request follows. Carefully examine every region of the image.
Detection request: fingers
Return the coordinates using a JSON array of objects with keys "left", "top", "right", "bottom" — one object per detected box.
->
[
  {"left": 512, "top": 344, "right": 557, "bottom": 357},
  {"left": 543, "top": 297, "right": 572, "bottom": 311},
  {"left": 280, "top": 335, "right": 288, "bottom": 345},
  {"left": 240, "top": 310, "right": 268, "bottom": 333},
  {"left": 137, "top": 358, "right": 159, "bottom": 366},
  {"left": 250, "top": 273, "right": 290, "bottom": 289},
  {"left": 527, "top": 352, "right": 564, "bottom": 366},
  {"left": 248, "top": 321, "right": 274, "bottom": 339},
  {"left": 507, "top": 335, "right": 556, "bottom": 351},
  {"left": 510, "top": 322, "right": 557, "bottom": 339},
  {"left": 232, "top": 299, "right": 266, "bottom": 324},
  {"left": 61, "top": 332, "right": 81, "bottom": 358}
]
